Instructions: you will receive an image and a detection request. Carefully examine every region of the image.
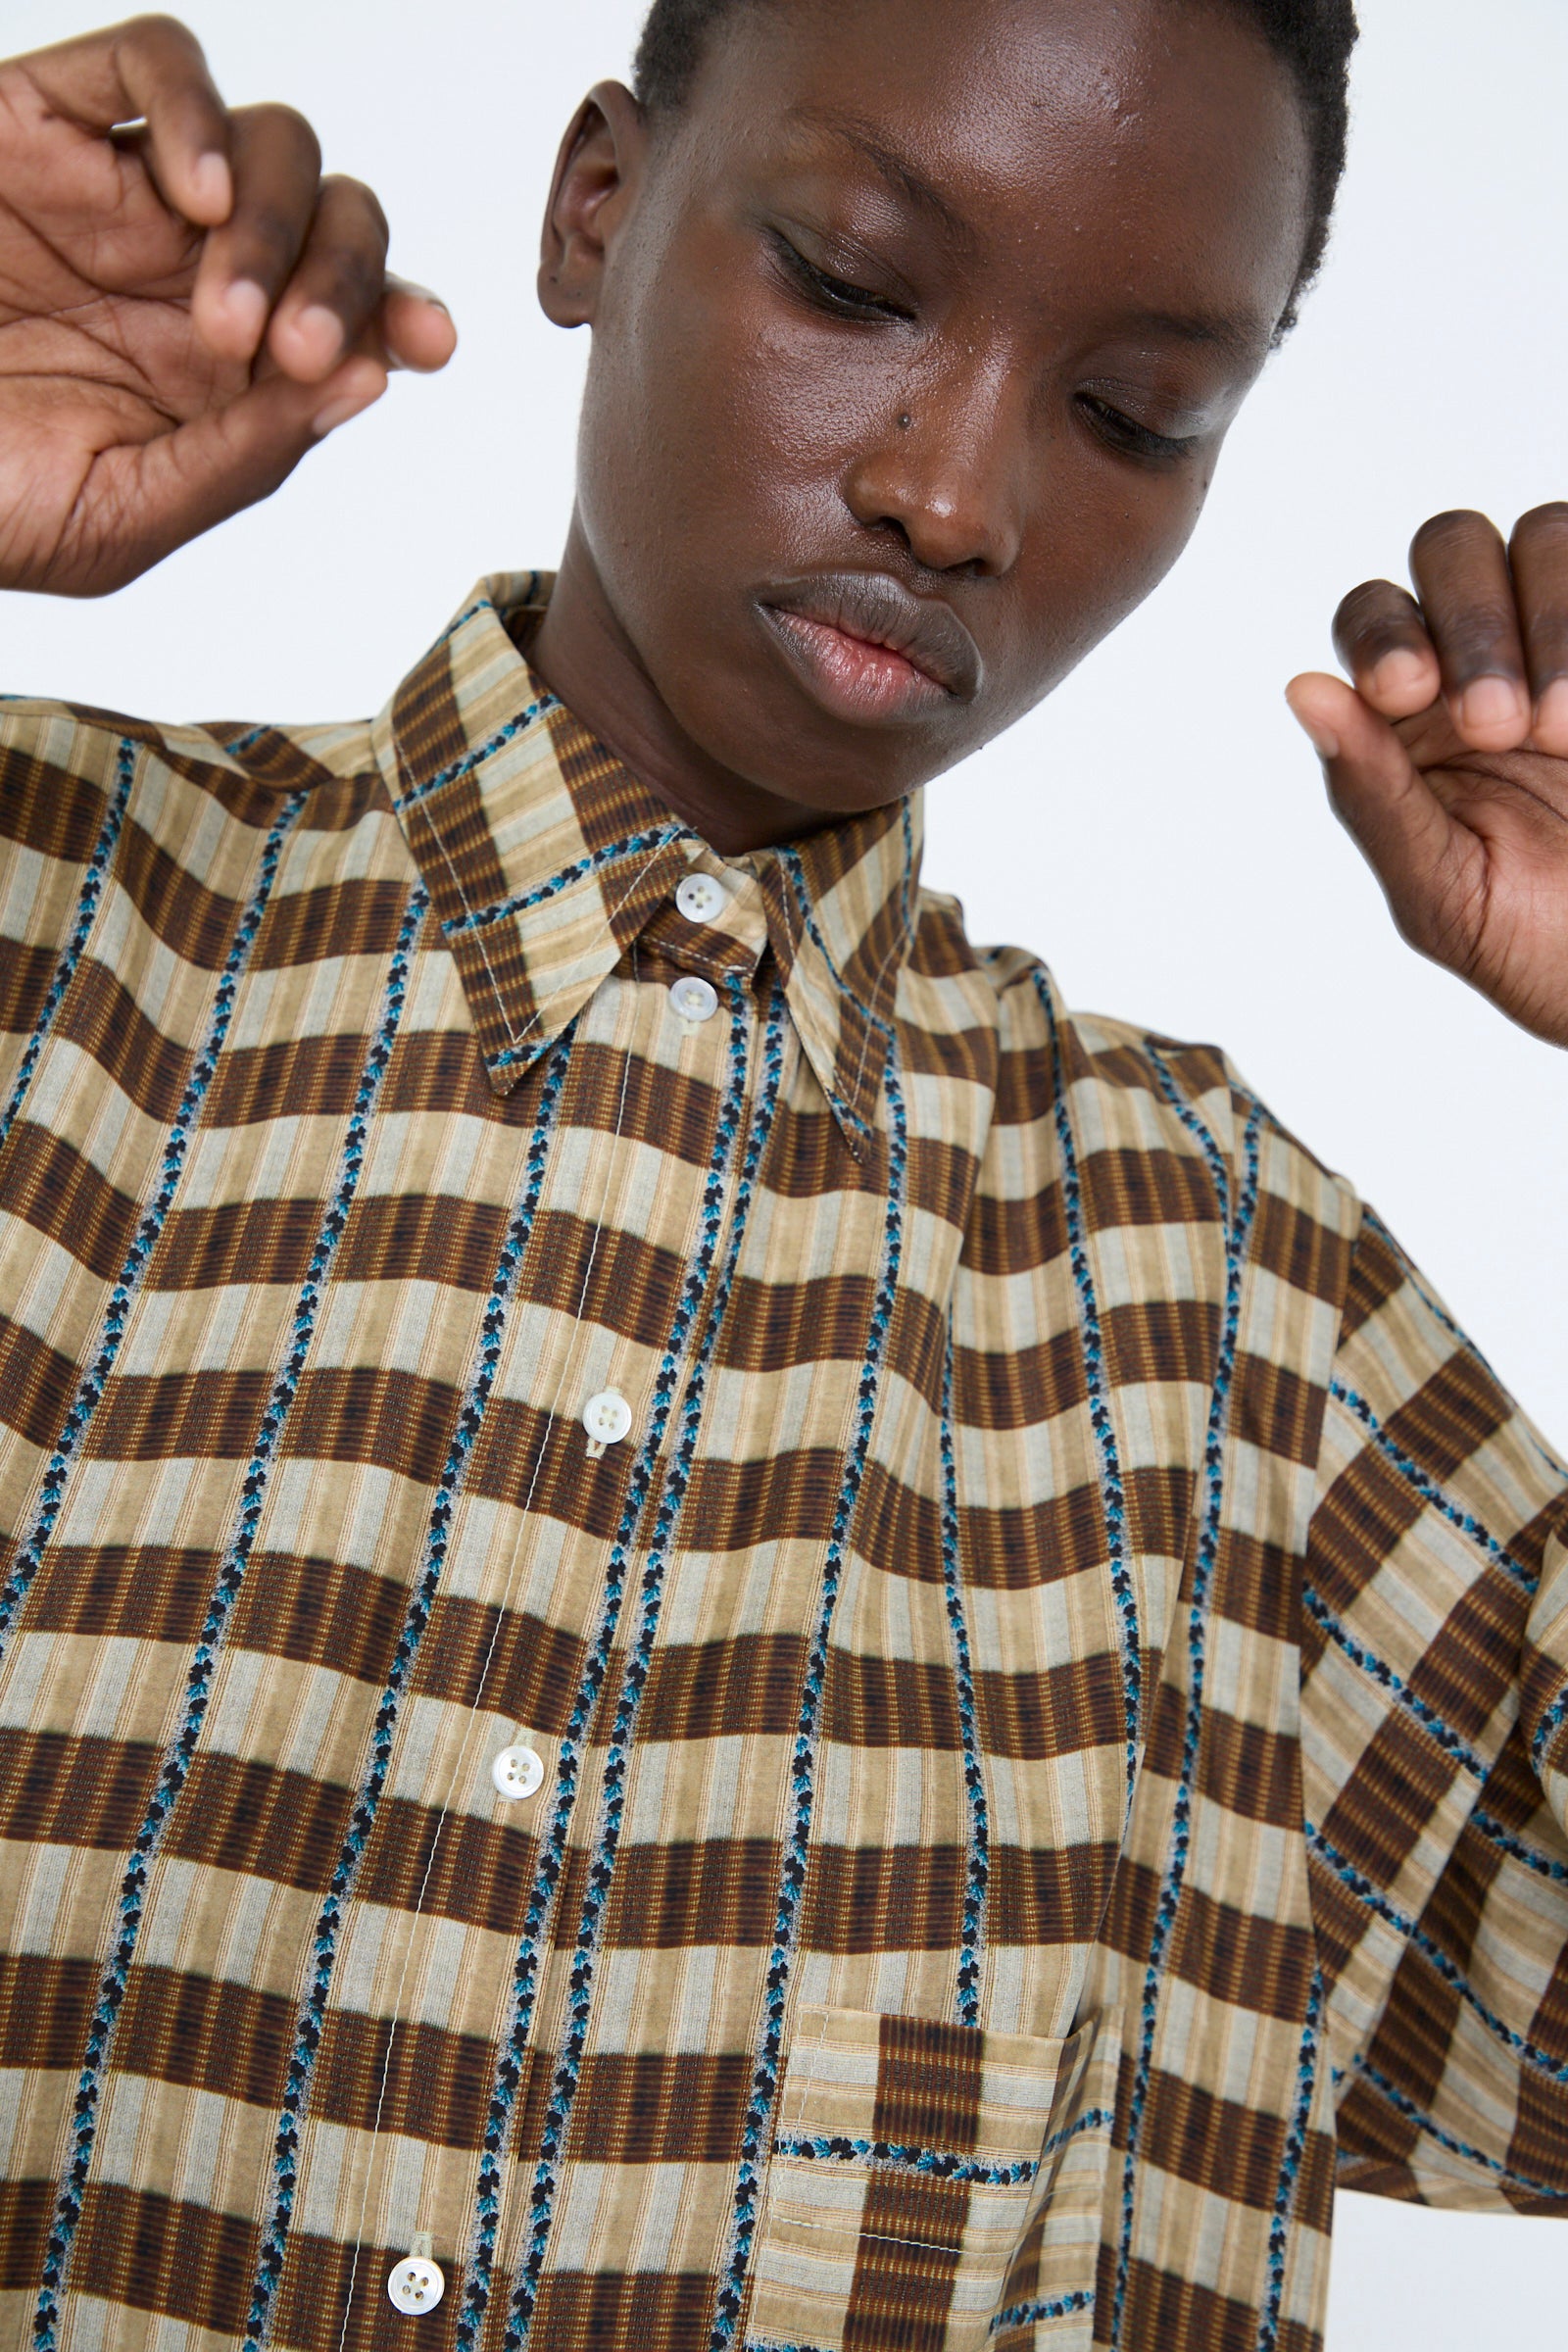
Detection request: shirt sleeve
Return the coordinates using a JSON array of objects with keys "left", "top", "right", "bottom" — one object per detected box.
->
[{"left": 1300, "top": 1200, "right": 1568, "bottom": 2210}]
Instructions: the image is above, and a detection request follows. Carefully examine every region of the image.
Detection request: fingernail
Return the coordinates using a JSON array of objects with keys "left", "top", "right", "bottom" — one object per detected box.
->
[
  {"left": 312, "top": 384, "right": 382, "bottom": 438},
  {"left": 1536, "top": 681, "right": 1568, "bottom": 744},
  {"left": 1285, "top": 693, "right": 1339, "bottom": 761},
  {"left": 1458, "top": 675, "right": 1526, "bottom": 738},
  {"left": 294, "top": 305, "right": 345, "bottom": 368},
  {"left": 1368, "top": 649, "right": 1430, "bottom": 704},
  {"left": 398, "top": 282, "right": 451, "bottom": 317},
  {"left": 219, "top": 279, "right": 268, "bottom": 345},
  {"left": 190, "top": 152, "right": 232, "bottom": 218}
]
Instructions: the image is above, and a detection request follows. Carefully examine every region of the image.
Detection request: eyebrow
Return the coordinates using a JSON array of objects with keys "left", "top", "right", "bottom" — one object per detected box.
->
[
  {"left": 790, "top": 107, "right": 975, "bottom": 246},
  {"left": 1115, "top": 307, "right": 1267, "bottom": 368},
  {"left": 786, "top": 108, "right": 1270, "bottom": 368}
]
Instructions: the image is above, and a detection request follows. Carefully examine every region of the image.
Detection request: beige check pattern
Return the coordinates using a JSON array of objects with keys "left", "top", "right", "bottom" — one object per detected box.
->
[{"left": 0, "top": 572, "right": 1564, "bottom": 2352}]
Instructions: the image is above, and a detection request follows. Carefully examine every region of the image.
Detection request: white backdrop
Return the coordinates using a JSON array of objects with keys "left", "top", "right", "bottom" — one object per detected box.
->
[{"left": 4, "top": 1, "right": 1567, "bottom": 2341}]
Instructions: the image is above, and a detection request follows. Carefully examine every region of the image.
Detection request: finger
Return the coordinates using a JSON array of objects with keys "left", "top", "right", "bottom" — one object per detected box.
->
[
  {"left": 1331, "top": 579, "right": 1441, "bottom": 719},
  {"left": 266, "top": 176, "right": 390, "bottom": 383},
  {"left": 1508, "top": 503, "right": 1568, "bottom": 756},
  {"left": 20, "top": 15, "right": 232, "bottom": 224},
  {"left": 63, "top": 355, "right": 387, "bottom": 595},
  {"left": 381, "top": 275, "right": 459, "bottom": 374},
  {"left": 1408, "top": 508, "right": 1532, "bottom": 753},
  {"left": 1286, "top": 671, "right": 1484, "bottom": 967},
  {"left": 190, "top": 102, "right": 323, "bottom": 367}
]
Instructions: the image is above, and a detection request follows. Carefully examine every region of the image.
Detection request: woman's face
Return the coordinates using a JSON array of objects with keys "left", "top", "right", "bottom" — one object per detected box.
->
[{"left": 550, "top": 0, "right": 1313, "bottom": 821}]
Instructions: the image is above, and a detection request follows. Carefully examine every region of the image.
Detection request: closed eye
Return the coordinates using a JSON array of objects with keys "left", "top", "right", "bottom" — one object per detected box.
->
[
  {"left": 769, "top": 232, "right": 910, "bottom": 323},
  {"left": 1077, "top": 394, "right": 1197, "bottom": 466}
]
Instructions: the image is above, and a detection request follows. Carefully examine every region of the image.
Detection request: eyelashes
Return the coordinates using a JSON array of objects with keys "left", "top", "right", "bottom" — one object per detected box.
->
[
  {"left": 768, "top": 232, "right": 1200, "bottom": 466},
  {"left": 1076, "top": 394, "right": 1197, "bottom": 465},
  {"left": 768, "top": 232, "right": 910, "bottom": 322}
]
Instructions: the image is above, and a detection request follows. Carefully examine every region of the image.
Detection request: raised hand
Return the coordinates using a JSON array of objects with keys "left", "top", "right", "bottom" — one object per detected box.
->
[
  {"left": 0, "top": 14, "right": 456, "bottom": 597},
  {"left": 1288, "top": 505, "right": 1568, "bottom": 1050}
]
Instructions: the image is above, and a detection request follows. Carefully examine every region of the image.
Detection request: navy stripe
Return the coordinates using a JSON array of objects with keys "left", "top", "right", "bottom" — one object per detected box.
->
[
  {"left": 774, "top": 841, "right": 907, "bottom": 1142},
  {"left": 1110, "top": 1071, "right": 1261, "bottom": 2351},
  {"left": 1255, "top": 1967, "right": 1323, "bottom": 2352},
  {"left": 25, "top": 794, "right": 311, "bottom": 2347},
  {"left": 0, "top": 736, "right": 135, "bottom": 1157},
  {"left": 493, "top": 983, "right": 785, "bottom": 2352},
  {"left": 443, "top": 820, "right": 685, "bottom": 939},
  {"left": 1301, "top": 1584, "right": 1490, "bottom": 1783},
  {"left": 1351, "top": 2055, "right": 1567, "bottom": 2199},
  {"left": 1329, "top": 1377, "right": 1537, "bottom": 1595},
  {"left": 774, "top": 2103, "right": 1114, "bottom": 2188},
  {"left": 991, "top": 2289, "right": 1095, "bottom": 2333},
  {"left": 1307, "top": 1822, "right": 1568, "bottom": 2086},
  {"left": 772, "top": 2135, "right": 1033, "bottom": 2187},
  {"left": 775, "top": 843, "right": 911, "bottom": 1038},
  {"left": 709, "top": 1031, "right": 907, "bottom": 2352},
  {"left": 395, "top": 698, "right": 560, "bottom": 811},
  {"left": 242, "top": 1021, "right": 572, "bottom": 2352},
  {"left": 1044, "top": 978, "right": 1142, "bottom": 1815},
  {"left": 1472, "top": 1807, "right": 1568, "bottom": 1883},
  {"left": 0, "top": 791, "right": 304, "bottom": 1672},
  {"left": 1533, "top": 1684, "right": 1568, "bottom": 1776},
  {"left": 940, "top": 1331, "right": 990, "bottom": 2026}
]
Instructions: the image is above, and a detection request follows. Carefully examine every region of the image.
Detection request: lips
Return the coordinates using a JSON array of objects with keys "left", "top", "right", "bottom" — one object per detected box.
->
[{"left": 758, "top": 572, "right": 984, "bottom": 720}]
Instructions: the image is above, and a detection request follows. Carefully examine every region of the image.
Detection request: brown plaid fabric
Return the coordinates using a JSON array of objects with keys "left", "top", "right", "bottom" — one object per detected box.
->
[{"left": 0, "top": 570, "right": 1564, "bottom": 2352}]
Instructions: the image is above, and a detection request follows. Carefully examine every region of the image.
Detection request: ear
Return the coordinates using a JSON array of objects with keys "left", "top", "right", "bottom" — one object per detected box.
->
[{"left": 538, "top": 80, "right": 649, "bottom": 329}]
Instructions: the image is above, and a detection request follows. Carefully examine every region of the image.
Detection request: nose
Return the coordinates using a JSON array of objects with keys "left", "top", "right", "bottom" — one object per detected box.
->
[{"left": 842, "top": 363, "right": 1027, "bottom": 578}]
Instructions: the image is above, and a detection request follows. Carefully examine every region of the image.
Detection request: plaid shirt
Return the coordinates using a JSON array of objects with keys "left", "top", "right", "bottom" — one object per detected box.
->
[{"left": 0, "top": 572, "right": 1565, "bottom": 2352}]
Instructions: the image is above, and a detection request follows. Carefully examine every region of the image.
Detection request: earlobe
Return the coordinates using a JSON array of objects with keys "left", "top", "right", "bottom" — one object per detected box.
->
[{"left": 537, "top": 80, "right": 647, "bottom": 331}]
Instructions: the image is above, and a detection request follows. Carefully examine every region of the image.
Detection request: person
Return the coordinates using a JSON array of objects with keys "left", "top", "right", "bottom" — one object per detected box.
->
[{"left": 0, "top": 5, "right": 1563, "bottom": 2351}]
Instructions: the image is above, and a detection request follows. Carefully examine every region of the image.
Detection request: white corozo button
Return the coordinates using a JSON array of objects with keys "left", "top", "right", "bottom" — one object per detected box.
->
[
  {"left": 668, "top": 974, "right": 718, "bottom": 1024},
  {"left": 387, "top": 2257, "right": 445, "bottom": 2316},
  {"left": 492, "top": 1742, "right": 545, "bottom": 1801},
  {"left": 676, "top": 872, "right": 730, "bottom": 924},
  {"left": 583, "top": 1389, "right": 634, "bottom": 1453}
]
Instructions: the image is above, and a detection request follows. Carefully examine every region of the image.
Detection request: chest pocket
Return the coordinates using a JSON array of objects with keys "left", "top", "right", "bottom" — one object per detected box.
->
[{"left": 746, "top": 2004, "right": 1119, "bottom": 2352}]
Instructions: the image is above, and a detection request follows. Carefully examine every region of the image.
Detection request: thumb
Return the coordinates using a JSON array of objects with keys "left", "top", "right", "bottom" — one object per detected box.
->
[
  {"left": 67, "top": 357, "right": 386, "bottom": 593},
  {"left": 1285, "top": 670, "right": 1481, "bottom": 959}
]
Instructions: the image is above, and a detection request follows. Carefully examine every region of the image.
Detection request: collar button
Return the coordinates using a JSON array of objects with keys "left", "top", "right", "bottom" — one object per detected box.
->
[{"left": 676, "top": 873, "right": 730, "bottom": 924}]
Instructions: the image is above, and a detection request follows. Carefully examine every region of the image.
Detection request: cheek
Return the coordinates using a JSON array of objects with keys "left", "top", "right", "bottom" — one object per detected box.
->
[{"left": 591, "top": 253, "right": 902, "bottom": 552}]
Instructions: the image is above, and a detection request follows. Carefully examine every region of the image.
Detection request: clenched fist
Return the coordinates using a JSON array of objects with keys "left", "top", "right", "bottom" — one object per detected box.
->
[{"left": 0, "top": 13, "right": 456, "bottom": 596}]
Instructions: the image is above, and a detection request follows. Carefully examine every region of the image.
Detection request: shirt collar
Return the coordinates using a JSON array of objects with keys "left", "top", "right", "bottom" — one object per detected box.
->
[{"left": 374, "top": 574, "right": 921, "bottom": 1152}]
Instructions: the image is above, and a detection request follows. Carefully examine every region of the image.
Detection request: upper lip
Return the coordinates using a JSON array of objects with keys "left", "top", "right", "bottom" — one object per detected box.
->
[{"left": 760, "top": 572, "right": 983, "bottom": 703}]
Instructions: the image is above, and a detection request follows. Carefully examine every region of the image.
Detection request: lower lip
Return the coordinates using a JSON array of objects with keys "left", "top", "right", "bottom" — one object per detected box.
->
[{"left": 760, "top": 607, "right": 951, "bottom": 725}]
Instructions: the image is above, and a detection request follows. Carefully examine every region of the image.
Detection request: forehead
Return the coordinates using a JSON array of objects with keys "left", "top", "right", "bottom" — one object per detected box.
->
[{"left": 684, "top": 0, "right": 1312, "bottom": 329}]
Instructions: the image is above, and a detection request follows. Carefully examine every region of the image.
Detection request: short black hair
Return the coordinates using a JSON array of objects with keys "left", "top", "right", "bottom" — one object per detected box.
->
[{"left": 631, "top": 0, "right": 1358, "bottom": 332}]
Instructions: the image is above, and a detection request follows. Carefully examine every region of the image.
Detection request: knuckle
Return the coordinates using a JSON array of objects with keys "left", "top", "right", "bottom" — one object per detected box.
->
[
  {"left": 235, "top": 203, "right": 300, "bottom": 274},
  {"left": 1409, "top": 507, "right": 1498, "bottom": 571},
  {"left": 120, "top": 13, "right": 211, "bottom": 76},
  {"left": 322, "top": 245, "right": 385, "bottom": 318},
  {"left": 1335, "top": 578, "right": 1402, "bottom": 627},
  {"left": 243, "top": 100, "right": 322, "bottom": 170},
  {"left": 321, "top": 174, "right": 390, "bottom": 246},
  {"left": 1331, "top": 582, "right": 1418, "bottom": 663},
  {"left": 123, "top": 12, "right": 199, "bottom": 46},
  {"left": 1445, "top": 613, "right": 1520, "bottom": 678},
  {"left": 1513, "top": 500, "right": 1568, "bottom": 551}
]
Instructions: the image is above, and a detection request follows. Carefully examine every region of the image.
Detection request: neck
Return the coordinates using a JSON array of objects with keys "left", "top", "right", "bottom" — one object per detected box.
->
[{"left": 528, "top": 515, "right": 834, "bottom": 855}]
